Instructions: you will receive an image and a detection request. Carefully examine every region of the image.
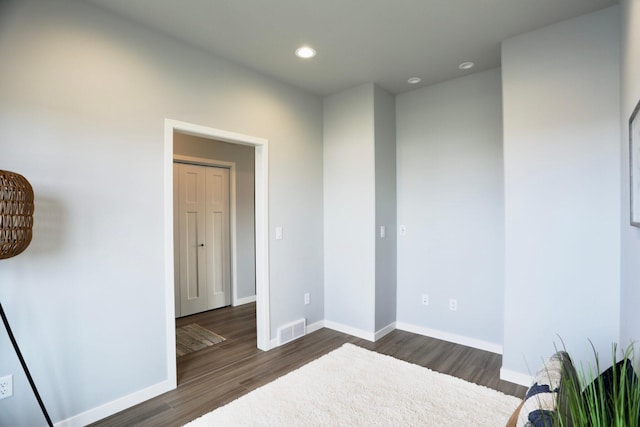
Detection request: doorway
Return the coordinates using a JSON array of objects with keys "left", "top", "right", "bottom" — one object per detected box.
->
[{"left": 163, "top": 119, "right": 270, "bottom": 390}]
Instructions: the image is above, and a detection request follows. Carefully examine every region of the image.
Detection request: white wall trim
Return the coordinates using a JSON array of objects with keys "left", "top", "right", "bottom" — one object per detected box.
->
[
  {"left": 234, "top": 295, "right": 257, "bottom": 306},
  {"left": 306, "top": 319, "right": 324, "bottom": 335},
  {"left": 374, "top": 322, "right": 396, "bottom": 341},
  {"left": 54, "top": 380, "right": 173, "bottom": 427},
  {"left": 500, "top": 368, "right": 533, "bottom": 387},
  {"left": 324, "top": 320, "right": 376, "bottom": 342},
  {"left": 165, "top": 121, "right": 271, "bottom": 391},
  {"left": 395, "top": 322, "right": 503, "bottom": 355},
  {"left": 173, "top": 155, "right": 242, "bottom": 308},
  {"left": 163, "top": 120, "right": 178, "bottom": 391}
]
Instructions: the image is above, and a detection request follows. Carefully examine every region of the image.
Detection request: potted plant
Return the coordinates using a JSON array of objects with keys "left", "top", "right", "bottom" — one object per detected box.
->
[{"left": 555, "top": 343, "right": 640, "bottom": 427}]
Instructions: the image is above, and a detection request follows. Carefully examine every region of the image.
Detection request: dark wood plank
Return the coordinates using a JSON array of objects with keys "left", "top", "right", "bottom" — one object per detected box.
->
[{"left": 89, "top": 303, "right": 526, "bottom": 426}]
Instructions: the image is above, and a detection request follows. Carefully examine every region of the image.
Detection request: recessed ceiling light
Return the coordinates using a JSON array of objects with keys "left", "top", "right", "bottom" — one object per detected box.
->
[
  {"left": 295, "top": 46, "right": 316, "bottom": 59},
  {"left": 459, "top": 62, "right": 475, "bottom": 70},
  {"left": 407, "top": 77, "right": 421, "bottom": 84}
]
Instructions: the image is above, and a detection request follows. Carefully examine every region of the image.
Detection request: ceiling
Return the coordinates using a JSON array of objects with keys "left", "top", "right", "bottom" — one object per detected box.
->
[{"left": 85, "top": 0, "right": 618, "bottom": 96}]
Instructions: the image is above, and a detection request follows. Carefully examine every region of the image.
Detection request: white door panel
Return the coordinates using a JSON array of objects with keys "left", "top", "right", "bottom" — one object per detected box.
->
[
  {"left": 174, "top": 163, "right": 230, "bottom": 317},
  {"left": 206, "top": 167, "right": 230, "bottom": 309}
]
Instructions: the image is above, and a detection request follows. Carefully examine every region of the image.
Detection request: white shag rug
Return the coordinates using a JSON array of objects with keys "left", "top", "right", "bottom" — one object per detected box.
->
[{"left": 184, "top": 343, "right": 520, "bottom": 426}]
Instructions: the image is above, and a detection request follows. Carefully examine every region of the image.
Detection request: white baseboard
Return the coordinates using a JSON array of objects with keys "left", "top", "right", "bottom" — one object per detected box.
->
[
  {"left": 306, "top": 319, "right": 324, "bottom": 335},
  {"left": 395, "top": 322, "right": 503, "bottom": 355},
  {"left": 500, "top": 367, "right": 533, "bottom": 387},
  {"left": 233, "top": 295, "right": 256, "bottom": 306},
  {"left": 324, "top": 321, "right": 376, "bottom": 341},
  {"left": 270, "top": 320, "right": 394, "bottom": 347},
  {"left": 55, "top": 380, "right": 174, "bottom": 427},
  {"left": 323, "top": 321, "right": 395, "bottom": 342},
  {"left": 374, "top": 322, "right": 396, "bottom": 341}
]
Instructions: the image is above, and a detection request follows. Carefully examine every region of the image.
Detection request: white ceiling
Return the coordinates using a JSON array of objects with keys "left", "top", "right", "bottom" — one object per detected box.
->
[{"left": 85, "top": 0, "right": 618, "bottom": 96}]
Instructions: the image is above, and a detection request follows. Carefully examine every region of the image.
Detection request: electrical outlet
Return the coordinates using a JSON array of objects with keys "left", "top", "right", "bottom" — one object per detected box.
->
[
  {"left": 0, "top": 375, "right": 13, "bottom": 399},
  {"left": 449, "top": 299, "right": 457, "bottom": 312},
  {"left": 304, "top": 293, "right": 310, "bottom": 305},
  {"left": 421, "top": 294, "right": 429, "bottom": 306}
]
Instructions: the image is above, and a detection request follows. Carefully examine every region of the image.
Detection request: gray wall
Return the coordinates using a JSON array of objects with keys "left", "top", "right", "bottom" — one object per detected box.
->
[
  {"left": 374, "top": 86, "right": 397, "bottom": 332},
  {"left": 395, "top": 69, "right": 505, "bottom": 348},
  {"left": 174, "top": 133, "right": 256, "bottom": 302},
  {"left": 620, "top": 0, "right": 640, "bottom": 349},
  {"left": 501, "top": 7, "right": 620, "bottom": 378},
  {"left": 0, "top": 0, "right": 323, "bottom": 425},
  {"left": 323, "top": 84, "right": 376, "bottom": 334},
  {"left": 323, "top": 83, "right": 397, "bottom": 337}
]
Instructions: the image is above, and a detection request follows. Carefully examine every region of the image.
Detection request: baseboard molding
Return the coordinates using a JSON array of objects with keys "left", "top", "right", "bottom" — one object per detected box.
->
[
  {"left": 500, "top": 367, "right": 533, "bottom": 387},
  {"left": 55, "top": 379, "right": 174, "bottom": 427},
  {"left": 306, "top": 319, "right": 324, "bottom": 335},
  {"left": 324, "top": 321, "right": 376, "bottom": 342},
  {"left": 395, "top": 322, "right": 503, "bottom": 355},
  {"left": 233, "top": 295, "right": 256, "bottom": 306},
  {"left": 374, "top": 322, "right": 396, "bottom": 341}
]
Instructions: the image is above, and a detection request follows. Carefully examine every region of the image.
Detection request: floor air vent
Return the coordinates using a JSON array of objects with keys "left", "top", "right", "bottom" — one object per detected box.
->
[{"left": 277, "top": 319, "right": 306, "bottom": 346}]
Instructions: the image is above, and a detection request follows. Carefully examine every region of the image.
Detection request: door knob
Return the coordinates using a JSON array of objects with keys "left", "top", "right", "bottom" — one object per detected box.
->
[{"left": 198, "top": 243, "right": 204, "bottom": 247}]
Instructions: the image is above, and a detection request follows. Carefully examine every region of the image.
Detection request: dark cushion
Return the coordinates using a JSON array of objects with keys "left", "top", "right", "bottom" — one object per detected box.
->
[{"left": 580, "top": 358, "right": 639, "bottom": 424}]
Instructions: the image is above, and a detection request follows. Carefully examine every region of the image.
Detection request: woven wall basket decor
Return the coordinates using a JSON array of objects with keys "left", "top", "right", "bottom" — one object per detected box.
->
[{"left": 0, "top": 170, "right": 34, "bottom": 259}]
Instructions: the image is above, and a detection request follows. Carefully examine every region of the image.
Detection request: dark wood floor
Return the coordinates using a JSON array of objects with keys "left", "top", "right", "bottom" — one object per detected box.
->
[{"left": 90, "top": 303, "right": 527, "bottom": 426}]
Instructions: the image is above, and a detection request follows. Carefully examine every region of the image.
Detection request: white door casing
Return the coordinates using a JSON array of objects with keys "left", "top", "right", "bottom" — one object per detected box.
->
[{"left": 164, "top": 118, "right": 270, "bottom": 391}]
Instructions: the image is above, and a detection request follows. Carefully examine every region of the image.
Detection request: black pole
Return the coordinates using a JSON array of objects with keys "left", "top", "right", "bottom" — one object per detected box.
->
[{"left": 0, "top": 302, "right": 53, "bottom": 427}]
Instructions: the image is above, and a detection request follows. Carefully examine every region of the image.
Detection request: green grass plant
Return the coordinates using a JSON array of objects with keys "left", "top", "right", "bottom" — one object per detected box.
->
[{"left": 555, "top": 343, "right": 640, "bottom": 427}]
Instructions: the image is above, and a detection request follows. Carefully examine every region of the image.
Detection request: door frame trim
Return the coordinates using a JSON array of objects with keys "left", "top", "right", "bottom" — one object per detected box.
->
[
  {"left": 173, "top": 156, "right": 239, "bottom": 310},
  {"left": 164, "top": 119, "right": 270, "bottom": 389}
]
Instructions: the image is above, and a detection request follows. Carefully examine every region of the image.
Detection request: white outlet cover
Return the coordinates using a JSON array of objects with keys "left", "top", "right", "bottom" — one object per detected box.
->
[{"left": 0, "top": 375, "right": 13, "bottom": 399}]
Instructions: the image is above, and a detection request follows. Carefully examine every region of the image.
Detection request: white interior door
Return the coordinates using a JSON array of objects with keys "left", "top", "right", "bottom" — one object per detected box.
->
[
  {"left": 174, "top": 163, "right": 230, "bottom": 317},
  {"left": 205, "top": 166, "right": 231, "bottom": 309}
]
